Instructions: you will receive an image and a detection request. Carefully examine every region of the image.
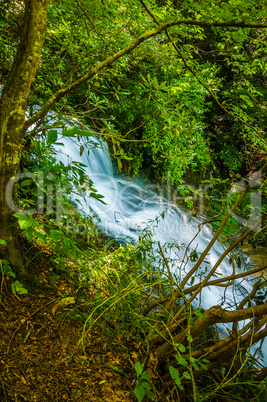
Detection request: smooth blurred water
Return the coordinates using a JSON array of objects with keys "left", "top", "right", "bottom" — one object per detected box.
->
[{"left": 54, "top": 134, "right": 266, "bottom": 364}]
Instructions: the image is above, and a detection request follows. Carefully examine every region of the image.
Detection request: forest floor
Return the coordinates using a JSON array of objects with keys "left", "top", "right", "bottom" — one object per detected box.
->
[
  {"left": 1, "top": 229, "right": 266, "bottom": 401},
  {"left": 0, "top": 265, "right": 136, "bottom": 401}
]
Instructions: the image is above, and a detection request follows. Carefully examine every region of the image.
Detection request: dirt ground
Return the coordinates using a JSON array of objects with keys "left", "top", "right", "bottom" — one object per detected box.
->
[{"left": 0, "top": 278, "right": 135, "bottom": 402}]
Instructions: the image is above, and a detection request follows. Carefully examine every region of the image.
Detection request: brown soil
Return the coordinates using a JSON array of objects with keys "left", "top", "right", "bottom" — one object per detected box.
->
[{"left": 0, "top": 278, "right": 135, "bottom": 402}]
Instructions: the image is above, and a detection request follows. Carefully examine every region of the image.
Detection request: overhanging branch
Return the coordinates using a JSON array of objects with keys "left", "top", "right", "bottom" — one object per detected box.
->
[{"left": 24, "top": 16, "right": 267, "bottom": 131}]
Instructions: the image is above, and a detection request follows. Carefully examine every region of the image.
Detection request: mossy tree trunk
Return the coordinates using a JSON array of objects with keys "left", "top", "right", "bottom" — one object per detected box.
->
[{"left": 0, "top": 0, "right": 48, "bottom": 271}]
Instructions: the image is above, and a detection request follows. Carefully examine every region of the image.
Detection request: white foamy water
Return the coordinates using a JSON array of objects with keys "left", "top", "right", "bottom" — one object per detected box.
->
[{"left": 54, "top": 133, "right": 266, "bottom": 365}]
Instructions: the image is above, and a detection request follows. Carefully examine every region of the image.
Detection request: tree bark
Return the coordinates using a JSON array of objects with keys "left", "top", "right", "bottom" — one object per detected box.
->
[
  {"left": 153, "top": 303, "right": 267, "bottom": 364},
  {"left": 0, "top": 0, "right": 48, "bottom": 271}
]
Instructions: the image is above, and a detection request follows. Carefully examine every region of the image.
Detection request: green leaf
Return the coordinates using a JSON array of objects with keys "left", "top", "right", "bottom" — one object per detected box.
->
[
  {"left": 62, "top": 126, "right": 85, "bottom": 137},
  {"left": 134, "top": 361, "right": 143, "bottom": 378},
  {"left": 187, "top": 334, "right": 193, "bottom": 343},
  {"left": 117, "top": 158, "right": 122, "bottom": 172},
  {"left": 175, "top": 356, "right": 188, "bottom": 367},
  {"left": 90, "top": 192, "right": 105, "bottom": 199},
  {"left": 34, "top": 141, "right": 41, "bottom": 154},
  {"left": 2, "top": 262, "right": 16, "bottom": 278},
  {"left": 183, "top": 371, "right": 191, "bottom": 380},
  {"left": 199, "top": 362, "right": 208, "bottom": 370},
  {"left": 190, "top": 277, "right": 195, "bottom": 285},
  {"left": 169, "top": 365, "right": 179, "bottom": 380},
  {"left": 194, "top": 309, "right": 206, "bottom": 319},
  {"left": 18, "top": 218, "right": 34, "bottom": 230},
  {"left": 22, "top": 229, "right": 33, "bottom": 242},
  {"left": 134, "top": 384, "right": 145, "bottom": 402},
  {"left": 175, "top": 344, "right": 186, "bottom": 353},
  {"left": 31, "top": 228, "right": 47, "bottom": 242},
  {"left": 104, "top": 365, "right": 127, "bottom": 376},
  {"left": 190, "top": 250, "right": 198, "bottom": 262},
  {"left": 190, "top": 357, "right": 199, "bottom": 370},
  {"left": 188, "top": 317, "right": 195, "bottom": 326},
  {"left": 20, "top": 179, "right": 33, "bottom": 187},
  {"left": 140, "top": 381, "right": 150, "bottom": 390},
  {"left": 90, "top": 192, "right": 106, "bottom": 204},
  {"left": 0, "top": 239, "right": 7, "bottom": 246},
  {"left": 79, "top": 130, "right": 94, "bottom": 137},
  {"left": 47, "top": 129, "right": 58, "bottom": 144},
  {"left": 145, "top": 390, "right": 156, "bottom": 401},
  {"left": 169, "top": 366, "right": 184, "bottom": 390},
  {"left": 32, "top": 219, "right": 40, "bottom": 228},
  {"left": 11, "top": 280, "right": 28, "bottom": 295},
  {"left": 140, "top": 371, "right": 150, "bottom": 380},
  {"left": 13, "top": 212, "right": 30, "bottom": 219},
  {"left": 72, "top": 161, "right": 87, "bottom": 167},
  {"left": 50, "top": 230, "right": 63, "bottom": 241}
]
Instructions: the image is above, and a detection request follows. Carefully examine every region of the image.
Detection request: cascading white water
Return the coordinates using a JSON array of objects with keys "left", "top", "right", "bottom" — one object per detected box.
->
[{"left": 54, "top": 133, "right": 266, "bottom": 364}]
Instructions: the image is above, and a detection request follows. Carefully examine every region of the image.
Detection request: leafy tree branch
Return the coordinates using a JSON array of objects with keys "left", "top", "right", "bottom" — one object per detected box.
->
[{"left": 24, "top": 14, "right": 267, "bottom": 130}]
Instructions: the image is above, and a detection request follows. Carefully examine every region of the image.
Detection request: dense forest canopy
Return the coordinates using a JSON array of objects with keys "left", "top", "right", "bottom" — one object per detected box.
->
[{"left": 0, "top": 0, "right": 267, "bottom": 400}]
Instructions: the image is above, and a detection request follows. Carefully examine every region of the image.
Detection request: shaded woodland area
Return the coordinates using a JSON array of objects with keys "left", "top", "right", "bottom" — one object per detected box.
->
[{"left": 0, "top": 1, "right": 266, "bottom": 400}]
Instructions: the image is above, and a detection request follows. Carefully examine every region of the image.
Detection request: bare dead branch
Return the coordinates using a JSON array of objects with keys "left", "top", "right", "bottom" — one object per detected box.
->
[{"left": 143, "top": 264, "right": 267, "bottom": 316}]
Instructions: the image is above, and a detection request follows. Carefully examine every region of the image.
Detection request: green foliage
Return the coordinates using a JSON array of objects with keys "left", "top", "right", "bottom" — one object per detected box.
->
[
  {"left": 200, "top": 173, "right": 267, "bottom": 247},
  {"left": 134, "top": 362, "right": 156, "bottom": 402},
  {"left": 70, "top": 226, "right": 267, "bottom": 400},
  {"left": 19, "top": 119, "right": 106, "bottom": 218},
  {"left": 2, "top": 0, "right": 264, "bottom": 183},
  {"left": 1, "top": 1, "right": 267, "bottom": 400},
  {"left": 0, "top": 258, "right": 28, "bottom": 294},
  {"left": 93, "top": 57, "right": 215, "bottom": 184},
  {"left": 1, "top": 0, "right": 266, "bottom": 182},
  {"left": 202, "top": 4, "right": 267, "bottom": 173},
  {"left": 0, "top": 1, "right": 21, "bottom": 82},
  {"left": 11, "top": 280, "right": 28, "bottom": 295},
  {"left": 169, "top": 365, "right": 184, "bottom": 390},
  {"left": 220, "top": 146, "right": 242, "bottom": 172},
  {"left": 1, "top": 258, "right": 15, "bottom": 278},
  {"left": 4, "top": 181, "right": 267, "bottom": 400}
]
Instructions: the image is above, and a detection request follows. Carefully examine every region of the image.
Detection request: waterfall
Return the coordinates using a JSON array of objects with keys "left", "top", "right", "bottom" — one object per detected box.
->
[{"left": 54, "top": 133, "right": 266, "bottom": 365}]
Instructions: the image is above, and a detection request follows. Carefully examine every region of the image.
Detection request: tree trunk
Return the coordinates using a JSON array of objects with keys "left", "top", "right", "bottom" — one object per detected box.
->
[{"left": 0, "top": 0, "right": 48, "bottom": 272}]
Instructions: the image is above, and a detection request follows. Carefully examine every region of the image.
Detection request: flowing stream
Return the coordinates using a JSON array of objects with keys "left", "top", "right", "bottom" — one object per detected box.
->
[{"left": 54, "top": 133, "right": 266, "bottom": 365}]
